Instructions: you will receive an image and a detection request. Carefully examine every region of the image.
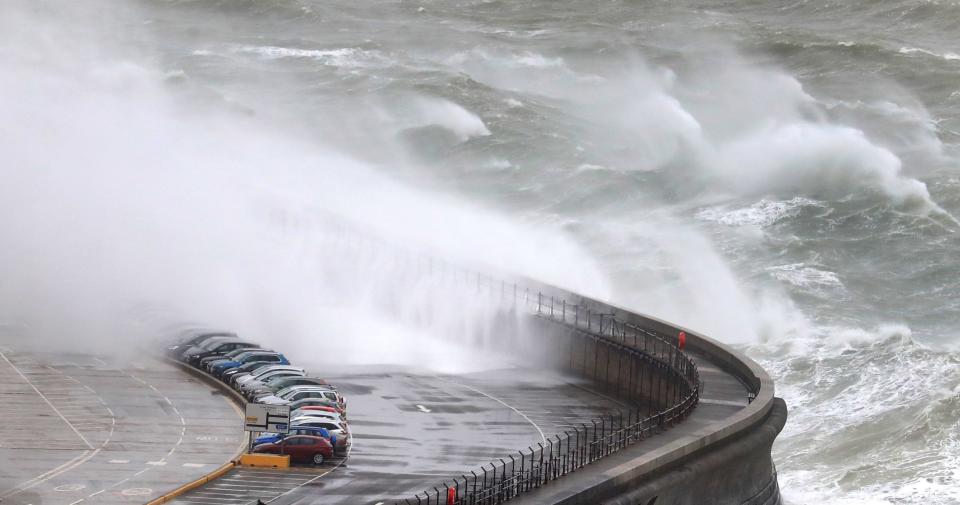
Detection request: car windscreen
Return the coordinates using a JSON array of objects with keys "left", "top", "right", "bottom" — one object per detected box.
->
[
  {"left": 240, "top": 353, "right": 278, "bottom": 363},
  {"left": 201, "top": 338, "right": 237, "bottom": 350}
]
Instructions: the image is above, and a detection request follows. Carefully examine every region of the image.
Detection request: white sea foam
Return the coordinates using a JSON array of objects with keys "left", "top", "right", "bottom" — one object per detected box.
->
[
  {"left": 235, "top": 45, "right": 386, "bottom": 68},
  {"left": 576, "top": 163, "right": 607, "bottom": 171},
  {"left": 696, "top": 197, "right": 820, "bottom": 227},
  {"left": 749, "top": 323, "right": 960, "bottom": 505},
  {"left": 899, "top": 46, "right": 960, "bottom": 61},
  {"left": 447, "top": 48, "right": 566, "bottom": 69},
  {"left": 408, "top": 97, "right": 491, "bottom": 141},
  {"left": 766, "top": 263, "right": 844, "bottom": 290}
]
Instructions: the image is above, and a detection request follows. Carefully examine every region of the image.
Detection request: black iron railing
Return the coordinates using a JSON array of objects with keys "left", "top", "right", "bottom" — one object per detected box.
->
[{"left": 396, "top": 278, "right": 701, "bottom": 505}]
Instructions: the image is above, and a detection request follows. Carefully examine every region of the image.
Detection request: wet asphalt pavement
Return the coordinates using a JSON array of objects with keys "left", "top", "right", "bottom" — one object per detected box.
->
[
  {"left": 0, "top": 344, "right": 244, "bottom": 505},
  {"left": 0, "top": 336, "right": 626, "bottom": 505},
  {"left": 264, "top": 365, "right": 626, "bottom": 505}
]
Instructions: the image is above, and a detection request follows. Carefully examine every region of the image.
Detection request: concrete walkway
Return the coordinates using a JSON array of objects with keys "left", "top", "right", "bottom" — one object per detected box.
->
[{"left": 508, "top": 350, "right": 752, "bottom": 504}]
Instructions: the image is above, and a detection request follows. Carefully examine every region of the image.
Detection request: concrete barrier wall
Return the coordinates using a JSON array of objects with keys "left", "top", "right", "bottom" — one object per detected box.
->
[
  {"left": 599, "top": 399, "right": 787, "bottom": 505},
  {"left": 522, "top": 315, "right": 682, "bottom": 412},
  {"left": 508, "top": 278, "right": 785, "bottom": 505}
]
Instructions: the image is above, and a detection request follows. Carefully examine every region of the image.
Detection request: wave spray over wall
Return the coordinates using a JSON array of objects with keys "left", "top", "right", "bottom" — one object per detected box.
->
[{"left": 2, "top": 0, "right": 959, "bottom": 503}]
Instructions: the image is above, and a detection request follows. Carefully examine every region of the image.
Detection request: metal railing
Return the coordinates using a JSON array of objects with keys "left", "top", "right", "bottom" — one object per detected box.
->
[
  {"left": 310, "top": 219, "right": 701, "bottom": 505},
  {"left": 396, "top": 275, "right": 701, "bottom": 505}
]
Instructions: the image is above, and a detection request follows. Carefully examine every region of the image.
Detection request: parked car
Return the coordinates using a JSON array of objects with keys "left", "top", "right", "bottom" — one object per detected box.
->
[
  {"left": 177, "top": 335, "right": 241, "bottom": 362},
  {"left": 275, "top": 385, "right": 346, "bottom": 410},
  {"left": 290, "top": 405, "right": 341, "bottom": 418},
  {"left": 210, "top": 351, "right": 289, "bottom": 378},
  {"left": 289, "top": 418, "right": 350, "bottom": 454},
  {"left": 247, "top": 376, "right": 330, "bottom": 401},
  {"left": 256, "top": 384, "right": 340, "bottom": 406},
  {"left": 289, "top": 409, "right": 343, "bottom": 424},
  {"left": 199, "top": 347, "right": 261, "bottom": 370},
  {"left": 184, "top": 339, "right": 260, "bottom": 367},
  {"left": 252, "top": 435, "right": 333, "bottom": 465},
  {"left": 236, "top": 367, "right": 305, "bottom": 392},
  {"left": 166, "top": 331, "right": 236, "bottom": 357},
  {"left": 254, "top": 426, "right": 332, "bottom": 446},
  {"left": 280, "top": 389, "right": 341, "bottom": 404},
  {"left": 222, "top": 361, "right": 276, "bottom": 385},
  {"left": 285, "top": 398, "right": 346, "bottom": 415}
]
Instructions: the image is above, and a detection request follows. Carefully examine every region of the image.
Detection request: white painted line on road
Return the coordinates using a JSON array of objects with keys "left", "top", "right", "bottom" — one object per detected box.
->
[
  {"left": 108, "top": 459, "right": 130, "bottom": 464},
  {"left": 0, "top": 351, "right": 95, "bottom": 452},
  {"left": 146, "top": 460, "right": 167, "bottom": 466},
  {"left": 435, "top": 375, "right": 548, "bottom": 444},
  {"left": 68, "top": 499, "right": 84, "bottom": 505},
  {"left": 182, "top": 463, "right": 208, "bottom": 468},
  {"left": 416, "top": 404, "right": 431, "bottom": 413}
]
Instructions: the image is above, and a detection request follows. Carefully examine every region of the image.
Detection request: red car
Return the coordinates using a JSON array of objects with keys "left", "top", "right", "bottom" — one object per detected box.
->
[{"left": 252, "top": 435, "right": 333, "bottom": 465}]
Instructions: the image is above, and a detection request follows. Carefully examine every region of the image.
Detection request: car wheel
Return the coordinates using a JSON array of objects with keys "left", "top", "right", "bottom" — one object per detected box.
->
[{"left": 312, "top": 453, "right": 325, "bottom": 465}]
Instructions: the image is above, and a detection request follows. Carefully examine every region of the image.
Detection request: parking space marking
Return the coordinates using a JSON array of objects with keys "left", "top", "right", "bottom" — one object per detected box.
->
[{"left": 0, "top": 351, "right": 94, "bottom": 450}]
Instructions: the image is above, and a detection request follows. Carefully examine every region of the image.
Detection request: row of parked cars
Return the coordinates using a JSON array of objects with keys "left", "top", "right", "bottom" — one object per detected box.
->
[{"left": 164, "top": 330, "right": 350, "bottom": 464}]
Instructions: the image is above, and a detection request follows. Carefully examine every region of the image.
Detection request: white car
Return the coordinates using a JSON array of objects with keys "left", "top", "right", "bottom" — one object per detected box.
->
[
  {"left": 257, "top": 385, "right": 341, "bottom": 405},
  {"left": 236, "top": 366, "right": 305, "bottom": 391},
  {"left": 290, "top": 409, "right": 344, "bottom": 423},
  {"left": 275, "top": 385, "right": 346, "bottom": 408}
]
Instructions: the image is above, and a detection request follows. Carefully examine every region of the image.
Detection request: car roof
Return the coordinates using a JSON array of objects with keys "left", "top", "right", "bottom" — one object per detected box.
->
[
  {"left": 253, "top": 365, "right": 303, "bottom": 376},
  {"left": 289, "top": 399, "right": 339, "bottom": 408},
  {"left": 290, "top": 417, "right": 341, "bottom": 426},
  {"left": 241, "top": 350, "right": 280, "bottom": 357},
  {"left": 275, "top": 385, "right": 335, "bottom": 395},
  {"left": 198, "top": 337, "right": 243, "bottom": 348},
  {"left": 292, "top": 412, "right": 341, "bottom": 420}
]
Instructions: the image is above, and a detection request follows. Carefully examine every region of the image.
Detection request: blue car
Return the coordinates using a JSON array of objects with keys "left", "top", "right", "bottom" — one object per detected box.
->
[
  {"left": 254, "top": 427, "right": 335, "bottom": 447},
  {"left": 210, "top": 351, "right": 289, "bottom": 378}
]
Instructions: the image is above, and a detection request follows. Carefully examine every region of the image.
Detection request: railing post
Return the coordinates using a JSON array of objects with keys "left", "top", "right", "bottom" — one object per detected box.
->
[
  {"left": 507, "top": 455, "right": 515, "bottom": 498},
  {"left": 537, "top": 443, "right": 544, "bottom": 486}
]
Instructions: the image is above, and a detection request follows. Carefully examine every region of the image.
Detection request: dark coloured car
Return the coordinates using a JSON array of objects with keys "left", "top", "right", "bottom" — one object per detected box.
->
[
  {"left": 177, "top": 335, "right": 240, "bottom": 362},
  {"left": 166, "top": 331, "right": 236, "bottom": 358},
  {"left": 199, "top": 347, "right": 260, "bottom": 370},
  {"left": 187, "top": 341, "right": 260, "bottom": 367},
  {"left": 253, "top": 427, "right": 332, "bottom": 446},
  {"left": 252, "top": 435, "right": 333, "bottom": 465},
  {"left": 210, "top": 351, "right": 289, "bottom": 378}
]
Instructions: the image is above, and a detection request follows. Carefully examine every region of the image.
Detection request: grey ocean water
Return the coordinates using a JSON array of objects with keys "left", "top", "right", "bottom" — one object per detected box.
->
[{"left": 5, "top": 1, "right": 960, "bottom": 503}]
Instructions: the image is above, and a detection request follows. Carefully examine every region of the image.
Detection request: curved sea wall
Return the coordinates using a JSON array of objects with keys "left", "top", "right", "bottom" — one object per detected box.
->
[{"left": 509, "top": 278, "right": 786, "bottom": 505}]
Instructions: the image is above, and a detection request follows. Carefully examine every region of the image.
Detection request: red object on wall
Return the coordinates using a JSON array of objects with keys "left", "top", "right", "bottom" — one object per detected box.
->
[{"left": 678, "top": 331, "right": 687, "bottom": 351}]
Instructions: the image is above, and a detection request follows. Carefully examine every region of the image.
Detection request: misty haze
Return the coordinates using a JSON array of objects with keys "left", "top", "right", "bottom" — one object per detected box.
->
[{"left": 1, "top": 1, "right": 958, "bottom": 505}]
